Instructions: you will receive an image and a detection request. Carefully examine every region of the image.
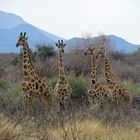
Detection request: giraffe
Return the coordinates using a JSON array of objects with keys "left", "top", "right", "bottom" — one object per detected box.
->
[
  {"left": 97, "top": 47, "right": 132, "bottom": 106},
  {"left": 54, "top": 40, "right": 72, "bottom": 111},
  {"left": 16, "top": 32, "right": 53, "bottom": 112},
  {"left": 84, "top": 44, "right": 112, "bottom": 108}
]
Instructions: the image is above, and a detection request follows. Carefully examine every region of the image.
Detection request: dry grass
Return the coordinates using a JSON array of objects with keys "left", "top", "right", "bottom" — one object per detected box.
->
[
  {"left": 0, "top": 107, "right": 140, "bottom": 140},
  {"left": 47, "top": 119, "right": 140, "bottom": 140},
  {"left": 0, "top": 113, "right": 43, "bottom": 140},
  {"left": 0, "top": 113, "right": 23, "bottom": 140}
]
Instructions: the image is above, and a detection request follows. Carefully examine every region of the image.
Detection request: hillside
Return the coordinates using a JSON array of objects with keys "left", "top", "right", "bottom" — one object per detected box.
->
[
  {"left": 0, "top": 10, "right": 26, "bottom": 29},
  {"left": 65, "top": 35, "right": 140, "bottom": 53},
  {"left": 0, "top": 11, "right": 140, "bottom": 53},
  {"left": 0, "top": 11, "right": 63, "bottom": 52}
]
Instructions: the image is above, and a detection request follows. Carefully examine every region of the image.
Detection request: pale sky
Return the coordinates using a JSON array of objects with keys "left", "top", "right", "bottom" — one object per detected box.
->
[{"left": 0, "top": 0, "right": 140, "bottom": 44}]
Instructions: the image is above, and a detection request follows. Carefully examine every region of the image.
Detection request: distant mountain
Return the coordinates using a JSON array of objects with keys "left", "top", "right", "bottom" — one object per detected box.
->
[
  {"left": 106, "top": 35, "right": 140, "bottom": 52},
  {"left": 0, "top": 24, "right": 55, "bottom": 52},
  {"left": 65, "top": 35, "right": 140, "bottom": 53},
  {"left": 0, "top": 11, "right": 27, "bottom": 29},
  {"left": 0, "top": 11, "right": 63, "bottom": 53},
  {"left": 0, "top": 11, "right": 140, "bottom": 53}
]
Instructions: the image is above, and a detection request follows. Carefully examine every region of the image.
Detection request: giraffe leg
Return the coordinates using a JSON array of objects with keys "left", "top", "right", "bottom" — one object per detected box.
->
[
  {"left": 63, "top": 94, "right": 70, "bottom": 111},
  {"left": 60, "top": 102, "right": 64, "bottom": 112},
  {"left": 88, "top": 95, "right": 93, "bottom": 106},
  {"left": 41, "top": 95, "right": 52, "bottom": 111},
  {"left": 22, "top": 92, "right": 29, "bottom": 112},
  {"left": 23, "top": 95, "right": 33, "bottom": 114}
]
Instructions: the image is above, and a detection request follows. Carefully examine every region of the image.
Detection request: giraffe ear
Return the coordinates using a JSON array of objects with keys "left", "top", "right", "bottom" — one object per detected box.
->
[
  {"left": 56, "top": 43, "right": 60, "bottom": 48},
  {"left": 64, "top": 43, "right": 66, "bottom": 47},
  {"left": 25, "top": 37, "right": 28, "bottom": 40}
]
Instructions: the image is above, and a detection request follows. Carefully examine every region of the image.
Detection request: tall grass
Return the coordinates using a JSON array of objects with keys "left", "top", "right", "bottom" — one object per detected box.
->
[
  {"left": 0, "top": 113, "right": 23, "bottom": 140},
  {"left": 47, "top": 119, "right": 140, "bottom": 140},
  {"left": 0, "top": 111, "right": 139, "bottom": 140}
]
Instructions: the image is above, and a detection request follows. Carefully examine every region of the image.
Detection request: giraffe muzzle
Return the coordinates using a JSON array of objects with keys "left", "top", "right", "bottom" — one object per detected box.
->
[{"left": 16, "top": 43, "right": 19, "bottom": 47}]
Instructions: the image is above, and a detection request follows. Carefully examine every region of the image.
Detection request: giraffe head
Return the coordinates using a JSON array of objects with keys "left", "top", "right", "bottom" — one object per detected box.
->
[
  {"left": 97, "top": 47, "right": 106, "bottom": 58},
  {"left": 84, "top": 44, "right": 96, "bottom": 58},
  {"left": 16, "top": 32, "right": 28, "bottom": 47},
  {"left": 55, "top": 40, "right": 66, "bottom": 53}
]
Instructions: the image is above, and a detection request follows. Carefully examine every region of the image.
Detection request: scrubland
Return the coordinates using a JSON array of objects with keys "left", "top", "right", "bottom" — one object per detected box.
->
[{"left": 0, "top": 47, "right": 140, "bottom": 140}]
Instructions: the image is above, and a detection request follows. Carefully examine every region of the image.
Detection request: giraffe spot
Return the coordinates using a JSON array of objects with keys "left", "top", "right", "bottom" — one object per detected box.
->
[
  {"left": 24, "top": 59, "right": 27, "bottom": 63},
  {"left": 92, "top": 80, "right": 95, "bottom": 84},
  {"left": 61, "top": 77, "right": 65, "bottom": 81},
  {"left": 23, "top": 64, "right": 28, "bottom": 69},
  {"left": 26, "top": 87, "right": 30, "bottom": 90},
  {"left": 42, "top": 83, "right": 45, "bottom": 88},
  {"left": 118, "top": 89, "right": 121, "bottom": 94},
  {"left": 35, "top": 83, "right": 38, "bottom": 89},
  {"left": 40, "top": 86, "right": 43, "bottom": 92},
  {"left": 109, "top": 85, "right": 113, "bottom": 89},
  {"left": 24, "top": 71, "right": 28, "bottom": 76},
  {"left": 31, "top": 78, "right": 35, "bottom": 83}
]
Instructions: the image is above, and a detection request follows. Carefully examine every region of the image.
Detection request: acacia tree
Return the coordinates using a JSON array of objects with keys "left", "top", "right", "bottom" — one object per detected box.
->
[{"left": 36, "top": 44, "right": 56, "bottom": 61}]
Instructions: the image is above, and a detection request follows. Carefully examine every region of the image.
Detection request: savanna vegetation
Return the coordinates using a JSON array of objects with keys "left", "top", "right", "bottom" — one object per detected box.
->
[{"left": 0, "top": 36, "right": 140, "bottom": 140}]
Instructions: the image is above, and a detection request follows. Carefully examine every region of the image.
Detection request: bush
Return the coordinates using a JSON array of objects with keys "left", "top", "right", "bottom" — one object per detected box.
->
[
  {"left": 36, "top": 44, "right": 56, "bottom": 61},
  {"left": 125, "top": 80, "right": 140, "bottom": 96},
  {"left": 2, "top": 83, "right": 22, "bottom": 108},
  {"left": 67, "top": 74, "right": 88, "bottom": 103},
  {"left": 50, "top": 74, "right": 88, "bottom": 104},
  {"left": 50, "top": 76, "right": 58, "bottom": 89},
  {"left": 0, "top": 79, "right": 9, "bottom": 91}
]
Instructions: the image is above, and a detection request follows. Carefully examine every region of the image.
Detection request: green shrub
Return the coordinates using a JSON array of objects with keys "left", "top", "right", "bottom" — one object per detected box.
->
[
  {"left": 2, "top": 84, "right": 22, "bottom": 106},
  {"left": 0, "top": 79, "right": 9, "bottom": 91},
  {"left": 125, "top": 80, "right": 140, "bottom": 96},
  {"left": 50, "top": 74, "right": 88, "bottom": 103},
  {"left": 49, "top": 76, "right": 58, "bottom": 89},
  {"left": 67, "top": 74, "right": 88, "bottom": 103},
  {"left": 36, "top": 44, "right": 56, "bottom": 61}
]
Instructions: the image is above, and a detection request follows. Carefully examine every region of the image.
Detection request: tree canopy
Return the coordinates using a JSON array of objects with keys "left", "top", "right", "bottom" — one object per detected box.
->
[{"left": 36, "top": 44, "right": 56, "bottom": 61}]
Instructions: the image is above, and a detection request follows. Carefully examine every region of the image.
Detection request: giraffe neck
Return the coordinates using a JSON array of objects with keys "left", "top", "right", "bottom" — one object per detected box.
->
[
  {"left": 22, "top": 42, "right": 37, "bottom": 78},
  {"left": 58, "top": 51, "right": 66, "bottom": 81},
  {"left": 90, "top": 57, "right": 98, "bottom": 86},
  {"left": 104, "top": 56, "right": 117, "bottom": 85}
]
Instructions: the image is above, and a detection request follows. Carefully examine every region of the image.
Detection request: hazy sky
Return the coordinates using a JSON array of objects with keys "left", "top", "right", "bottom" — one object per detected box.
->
[{"left": 0, "top": 0, "right": 140, "bottom": 43}]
